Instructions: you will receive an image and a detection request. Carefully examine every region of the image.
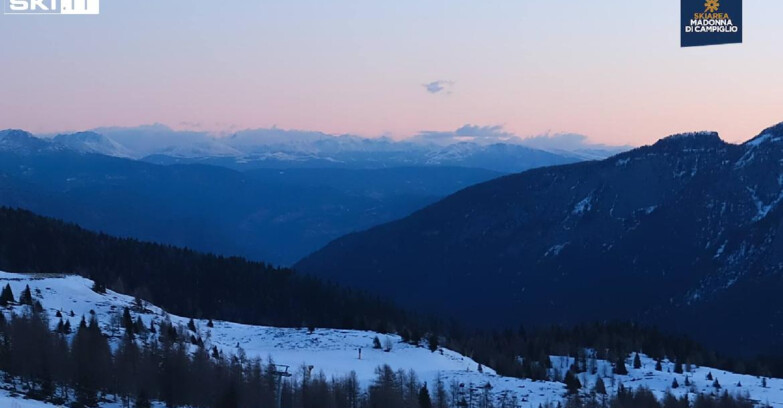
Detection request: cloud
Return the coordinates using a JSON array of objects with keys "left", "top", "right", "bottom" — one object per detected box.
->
[
  {"left": 423, "top": 80, "right": 454, "bottom": 94},
  {"left": 411, "top": 124, "right": 520, "bottom": 145},
  {"left": 518, "top": 132, "right": 633, "bottom": 158},
  {"left": 519, "top": 133, "right": 592, "bottom": 151},
  {"left": 519, "top": 132, "right": 629, "bottom": 151}
]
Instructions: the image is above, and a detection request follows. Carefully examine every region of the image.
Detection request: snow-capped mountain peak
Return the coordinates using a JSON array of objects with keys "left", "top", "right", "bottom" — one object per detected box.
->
[{"left": 53, "top": 131, "right": 134, "bottom": 158}]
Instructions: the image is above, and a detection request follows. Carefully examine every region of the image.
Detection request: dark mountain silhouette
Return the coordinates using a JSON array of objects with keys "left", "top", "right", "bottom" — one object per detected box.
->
[{"left": 297, "top": 122, "right": 783, "bottom": 355}]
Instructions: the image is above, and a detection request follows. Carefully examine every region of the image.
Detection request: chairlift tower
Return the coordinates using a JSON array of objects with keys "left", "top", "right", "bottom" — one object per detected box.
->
[{"left": 272, "top": 364, "right": 292, "bottom": 408}]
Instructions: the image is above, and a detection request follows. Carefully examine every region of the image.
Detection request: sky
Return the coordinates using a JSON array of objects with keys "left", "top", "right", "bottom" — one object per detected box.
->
[{"left": 0, "top": 0, "right": 781, "bottom": 146}]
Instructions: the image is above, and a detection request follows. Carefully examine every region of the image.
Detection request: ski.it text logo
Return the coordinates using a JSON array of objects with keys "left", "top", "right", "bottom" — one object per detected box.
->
[{"left": 5, "top": 0, "right": 99, "bottom": 15}]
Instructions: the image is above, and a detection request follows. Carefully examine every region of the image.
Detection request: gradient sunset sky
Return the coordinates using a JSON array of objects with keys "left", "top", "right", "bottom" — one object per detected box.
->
[{"left": 0, "top": 0, "right": 781, "bottom": 146}]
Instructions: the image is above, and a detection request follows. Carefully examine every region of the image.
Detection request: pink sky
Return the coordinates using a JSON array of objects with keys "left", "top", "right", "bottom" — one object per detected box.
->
[{"left": 0, "top": 0, "right": 781, "bottom": 146}]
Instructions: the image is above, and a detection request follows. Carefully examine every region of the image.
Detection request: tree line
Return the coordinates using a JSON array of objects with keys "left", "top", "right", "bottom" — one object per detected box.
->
[
  {"left": 2, "top": 206, "right": 783, "bottom": 382},
  {"left": 0, "top": 304, "right": 760, "bottom": 408}
]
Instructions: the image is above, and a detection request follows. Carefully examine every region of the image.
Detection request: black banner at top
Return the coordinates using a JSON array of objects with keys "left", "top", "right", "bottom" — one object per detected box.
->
[{"left": 681, "top": 0, "right": 742, "bottom": 47}]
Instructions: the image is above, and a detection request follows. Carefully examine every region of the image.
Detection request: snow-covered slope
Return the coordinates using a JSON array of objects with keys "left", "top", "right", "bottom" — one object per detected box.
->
[
  {"left": 52, "top": 132, "right": 134, "bottom": 158},
  {"left": 0, "top": 272, "right": 565, "bottom": 407},
  {"left": 1, "top": 271, "right": 782, "bottom": 408}
]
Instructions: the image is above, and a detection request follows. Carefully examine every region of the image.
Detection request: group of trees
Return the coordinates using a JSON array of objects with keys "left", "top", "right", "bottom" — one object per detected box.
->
[
  {"left": 0, "top": 207, "right": 417, "bottom": 332},
  {"left": 558, "top": 386, "right": 756, "bottom": 408},
  {"left": 0, "top": 303, "right": 506, "bottom": 408},
  {"left": 0, "top": 303, "right": 414, "bottom": 408},
  {"left": 441, "top": 322, "right": 783, "bottom": 380},
  {"left": 2, "top": 206, "right": 783, "bottom": 388},
  {"left": 1, "top": 301, "right": 758, "bottom": 408}
]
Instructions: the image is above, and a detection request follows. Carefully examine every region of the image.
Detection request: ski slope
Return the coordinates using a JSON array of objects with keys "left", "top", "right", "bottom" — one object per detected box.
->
[{"left": 1, "top": 271, "right": 783, "bottom": 408}]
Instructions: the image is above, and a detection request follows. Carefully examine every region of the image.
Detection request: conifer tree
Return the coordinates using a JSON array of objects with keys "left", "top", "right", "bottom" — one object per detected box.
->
[
  {"left": 0, "top": 284, "right": 14, "bottom": 306},
  {"left": 373, "top": 336, "right": 382, "bottom": 349},
  {"left": 633, "top": 353, "right": 642, "bottom": 369},
  {"left": 428, "top": 333, "right": 439, "bottom": 352},
  {"left": 134, "top": 316, "right": 146, "bottom": 334},
  {"left": 614, "top": 356, "right": 628, "bottom": 375},
  {"left": 123, "top": 307, "right": 135, "bottom": 337},
  {"left": 564, "top": 370, "right": 582, "bottom": 394},
  {"left": 672, "top": 378, "right": 679, "bottom": 389},
  {"left": 655, "top": 359, "right": 663, "bottom": 371},
  {"left": 713, "top": 378, "right": 721, "bottom": 389},
  {"left": 418, "top": 383, "right": 433, "bottom": 408},
  {"left": 594, "top": 377, "right": 606, "bottom": 395},
  {"left": 19, "top": 285, "right": 33, "bottom": 305},
  {"left": 434, "top": 374, "right": 448, "bottom": 408}
]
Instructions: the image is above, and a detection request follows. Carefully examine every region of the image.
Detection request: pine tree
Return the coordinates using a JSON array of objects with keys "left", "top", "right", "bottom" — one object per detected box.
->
[
  {"left": 477, "top": 363, "right": 483, "bottom": 373},
  {"left": 614, "top": 356, "right": 628, "bottom": 375},
  {"left": 564, "top": 370, "right": 582, "bottom": 394},
  {"left": 762, "top": 377, "right": 768, "bottom": 388},
  {"left": 434, "top": 374, "right": 448, "bottom": 408},
  {"left": 207, "top": 319, "right": 214, "bottom": 328},
  {"left": 674, "top": 361, "right": 683, "bottom": 374},
  {"left": 633, "top": 353, "right": 642, "bottom": 369},
  {"left": 706, "top": 372, "right": 713, "bottom": 381},
  {"left": 428, "top": 333, "right": 439, "bottom": 352},
  {"left": 134, "top": 316, "right": 146, "bottom": 334},
  {"left": 19, "top": 285, "right": 33, "bottom": 305},
  {"left": 373, "top": 336, "right": 382, "bottom": 349},
  {"left": 419, "top": 383, "right": 433, "bottom": 408},
  {"left": 0, "top": 284, "right": 14, "bottom": 306},
  {"left": 91, "top": 280, "right": 106, "bottom": 294},
  {"left": 593, "top": 377, "right": 606, "bottom": 395},
  {"left": 123, "top": 307, "right": 135, "bottom": 337},
  {"left": 713, "top": 378, "right": 721, "bottom": 389},
  {"left": 672, "top": 378, "right": 679, "bottom": 389},
  {"left": 655, "top": 359, "right": 663, "bottom": 371},
  {"left": 685, "top": 377, "right": 691, "bottom": 387},
  {"left": 188, "top": 318, "right": 197, "bottom": 332}
]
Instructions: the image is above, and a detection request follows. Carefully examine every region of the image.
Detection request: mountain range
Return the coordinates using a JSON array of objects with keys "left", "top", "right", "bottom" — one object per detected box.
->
[
  {"left": 50, "top": 124, "right": 626, "bottom": 173},
  {"left": 0, "top": 129, "right": 511, "bottom": 265},
  {"left": 297, "top": 121, "right": 783, "bottom": 355}
]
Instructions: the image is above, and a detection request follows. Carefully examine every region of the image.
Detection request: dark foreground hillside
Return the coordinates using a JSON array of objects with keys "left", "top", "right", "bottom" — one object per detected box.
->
[{"left": 0, "top": 206, "right": 408, "bottom": 330}]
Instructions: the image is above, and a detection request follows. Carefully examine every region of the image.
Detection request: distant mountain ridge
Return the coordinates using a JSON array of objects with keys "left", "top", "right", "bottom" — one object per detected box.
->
[
  {"left": 296, "top": 121, "right": 783, "bottom": 355},
  {"left": 38, "top": 125, "right": 626, "bottom": 173},
  {"left": 0, "top": 129, "right": 506, "bottom": 265}
]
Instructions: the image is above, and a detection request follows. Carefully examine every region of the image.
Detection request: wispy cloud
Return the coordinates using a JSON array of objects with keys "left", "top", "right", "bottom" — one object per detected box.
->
[
  {"left": 519, "top": 132, "right": 630, "bottom": 153},
  {"left": 412, "top": 124, "right": 519, "bottom": 145},
  {"left": 423, "top": 80, "right": 454, "bottom": 95}
]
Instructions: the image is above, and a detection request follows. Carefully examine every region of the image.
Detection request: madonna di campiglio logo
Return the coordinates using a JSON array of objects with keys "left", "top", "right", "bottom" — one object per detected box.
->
[{"left": 681, "top": 0, "right": 742, "bottom": 47}]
